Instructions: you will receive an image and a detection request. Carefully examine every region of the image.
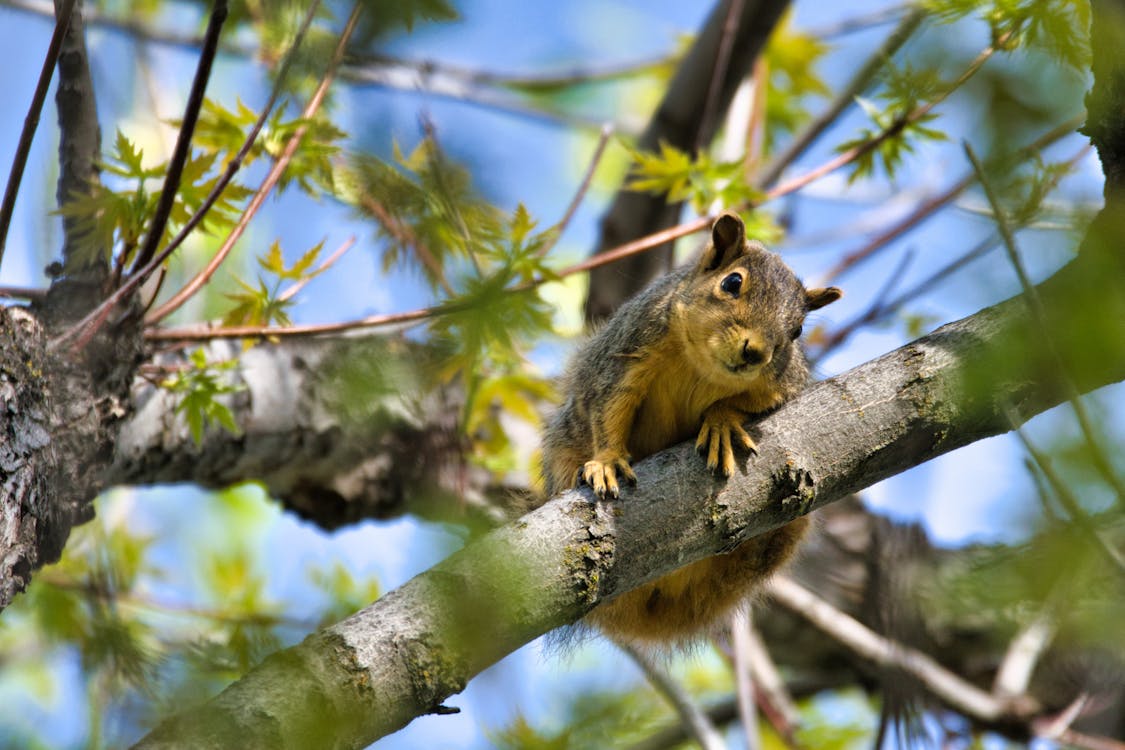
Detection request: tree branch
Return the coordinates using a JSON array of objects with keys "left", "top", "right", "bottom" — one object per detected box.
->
[
  {"left": 51, "top": 0, "right": 101, "bottom": 281},
  {"left": 129, "top": 247, "right": 1125, "bottom": 747},
  {"left": 0, "top": 0, "right": 76, "bottom": 270}
]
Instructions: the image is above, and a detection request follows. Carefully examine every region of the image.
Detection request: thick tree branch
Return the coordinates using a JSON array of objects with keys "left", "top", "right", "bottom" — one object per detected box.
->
[{"left": 130, "top": 246, "right": 1125, "bottom": 747}]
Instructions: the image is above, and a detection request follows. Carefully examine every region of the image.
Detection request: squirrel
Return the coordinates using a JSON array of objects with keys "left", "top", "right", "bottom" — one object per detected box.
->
[{"left": 540, "top": 211, "right": 841, "bottom": 645}]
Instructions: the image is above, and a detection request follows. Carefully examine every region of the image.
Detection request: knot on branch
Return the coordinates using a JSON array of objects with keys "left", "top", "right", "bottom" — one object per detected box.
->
[{"left": 769, "top": 453, "right": 816, "bottom": 518}]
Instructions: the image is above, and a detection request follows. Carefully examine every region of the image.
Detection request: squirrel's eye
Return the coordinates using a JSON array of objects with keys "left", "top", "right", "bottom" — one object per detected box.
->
[
  {"left": 789, "top": 324, "right": 803, "bottom": 340},
  {"left": 720, "top": 272, "right": 743, "bottom": 296}
]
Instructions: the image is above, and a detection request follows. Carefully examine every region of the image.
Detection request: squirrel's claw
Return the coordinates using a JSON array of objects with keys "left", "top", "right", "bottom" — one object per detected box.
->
[
  {"left": 697, "top": 407, "right": 758, "bottom": 477},
  {"left": 581, "top": 454, "right": 636, "bottom": 499}
]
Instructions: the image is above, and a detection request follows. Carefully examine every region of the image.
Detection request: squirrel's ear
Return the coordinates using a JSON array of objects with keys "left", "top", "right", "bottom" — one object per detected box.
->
[
  {"left": 699, "top": 212, "right": 746, "bottom": 272},
  {"left": 806, "top": 286, "right": 842, "bottom": 311}
]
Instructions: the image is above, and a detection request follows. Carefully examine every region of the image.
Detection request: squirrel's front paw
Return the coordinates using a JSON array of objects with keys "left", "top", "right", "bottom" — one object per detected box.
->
[
  {"left": 696, "top": 405, "right": 757, "bottom": 477},
  {"left": 580, "top": 453, "right": 636, "bottom": 499}
]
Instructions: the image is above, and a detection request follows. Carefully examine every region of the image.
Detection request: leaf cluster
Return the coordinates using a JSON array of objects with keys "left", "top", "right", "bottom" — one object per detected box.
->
[
  {"left": 764, "top": 19, "right": 831, "bottom": 149},
  {"left": 191, "top": 98, "right": 346, "bottom": 197},
  {"left": 160, "top": 348, "right": 244, "bottom": 444},
  {"left": 0, "top": 485, "right": 385, "bottom": 747},
  {"left": 626, "top": 140, "right": 765, "bottom": 214},
  {"left": 837, "top": 62, "right": 949, "bottom": 182},
  {"left": 346, "top": 137, "right": 561, "bottom": 472},
  {"left": 924, "top": 0, "right": 1090, "bottom": 71},
  {"left": 56, "top": 131, "right": 253, "bottom": 268},
  {"left": 624, "top": 141, "right": 783, "bottom": 243},
  {"left": 222, "top": 238, "right": 325, "bottom": 332}
]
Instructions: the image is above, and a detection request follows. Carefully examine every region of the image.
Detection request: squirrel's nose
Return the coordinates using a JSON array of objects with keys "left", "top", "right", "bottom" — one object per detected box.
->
[{"left": 741, "top": 340, "right": 767, "bottom": 366}]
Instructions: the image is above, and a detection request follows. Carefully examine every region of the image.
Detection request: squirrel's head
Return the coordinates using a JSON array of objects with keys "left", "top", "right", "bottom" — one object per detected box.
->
[{"left": 672, "top": 212, "right": 842, "bottom": 388}]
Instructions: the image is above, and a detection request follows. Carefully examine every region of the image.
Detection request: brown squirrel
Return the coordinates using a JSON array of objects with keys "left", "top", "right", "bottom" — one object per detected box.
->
[{"left": 541, "top": 211, "right": 841, "bottom": 644}]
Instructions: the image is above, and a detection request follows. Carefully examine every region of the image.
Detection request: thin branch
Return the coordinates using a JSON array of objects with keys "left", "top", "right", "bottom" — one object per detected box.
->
[
  {"left": 767, "top": 575, "right": 1039, "bottom": 723},
  {"left": 729, "top": 609, "right": 761, "bottom": 750},
  {"left": 992, "top": 613, "right": 1055, "bottom": 698},
  {"left": 758, "top": 6, "right": 926, "bottom": 188},
  {"left": 145, "top": 111, "right": 1083, "bottom": 345},
  {"left": 0, "top": 285, "right": 48, "bottom": 300},
  {"left": 740, "top": 627, "right": 799, "bottom": 743},
  {"left": 765, "top": 29, "right": 1011, "bottom": 202},
  {"left": 277, "top": 235, "right": 356, "bottom": 303},
  {"left": 49, "top": 0, "right": 323, "bottom": 350},
  {"left": 145, "top": 307, "right": 434, "bottom": 342},
  {"left": 1031, "top": 696, "right": 1125, "bottom": 750},
  {"left": 360, "top": 195, "right": 453, "bottom": 295},
  {"left": 808, "top": 3, "right": 912, "bottom": 39},
  {"left": 812, "top": 232, "right": 996, "bottom": 362},
  {"left": 815, "top": 114, "right": 1082, "bottom": 287},
  {"left": 128, "top": 0, "right": 228, "bottom": 272},
  {"left": 964, "top": 141, "right": 1125, "bottom": 510},
  {"left": 1004, "top": 409, "right": 1125, "bottom": 575},
  {"left": 39, "top": 572, "right": 317, "bottom": 630},
  {"left": 697, "top": 0, "right": 745, "bottom": 154},
  {"left": 417, "top": 116, "right": 483, "bottom": 277},
  {"left": 149, "top": 19, "right": 1039, "bottom": 345},
  {"left": 143, "top": 215, "right": 715, "bottom": 342},
  {"left": 537, "top": 123, "right": 614, "bottom": 258},
  {"left": 0, "top": 0, "right": 648, "bottom": 131},
  {"left": 145, "top": 1, "right": 363, "bottom": 325},
  {"left": 0, "top": 0, "right": 76, "bottom": 270},
  {"left": 617, "top": 641, "right": 729, "bottom": 750}
]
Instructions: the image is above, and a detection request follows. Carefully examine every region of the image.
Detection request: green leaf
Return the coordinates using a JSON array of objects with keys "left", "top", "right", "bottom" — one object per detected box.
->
[
  {"left": 626, "top": 140, "right": 763, "bottom": 213},
  {"left": 764, "top": 17, "right": 830, "bottom": 148},
  {"left": 107, "top": 130, "right": 148, "bottom": 179},
  {"left": 161, "top": 350, "right": 244, "bottom": 445}
]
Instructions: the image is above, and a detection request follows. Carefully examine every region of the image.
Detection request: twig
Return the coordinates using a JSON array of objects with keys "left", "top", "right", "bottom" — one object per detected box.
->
[
  {"left": 964, "top": 141, "right": 1125, "bottom": 510},
  {"left": 143, "top": 112, "right": 1082, "bottom": 345},
  {"left": 145, "top": 307, "right": 434, "bottom": 341},
  {"left": 697, "top": 0, "right": 745, "bottom": 154},
  {"left": 767, "top": 575, "right": 1039, "bottom": 723},
  {"left": 144, "top": 1, "right": 363, "bottom": 325},
  {"left": 360, "top": 195, "right": 453, "bottom": 295},
  {"left": 146, "top": 20, "right": 1025, "bottom": 344},
  {"left": 0, "top": 285, "right": 47, "bottom": 300},
  {"left": 758, "top": 6, "right": 926, "bottom": 188},
  {"left": 766, "top": 30, "right": 1011, "bottom": 202},
  {"left": 0, "top": 0, "right": 650, "bottom": 130},
  {"left": 0, "top": 0, "right": 77, "bottom": 270},
  {"left": 808, "top": 4, "right": 912, "bottom": 39},
  {"left": 277, "top": 235, "right": 356, "bottom": 303},
  {"left": 417, "top": 116, "right": 484, "bottom": 277},
  {"left": 729, "top": 609, "right": 760, "bottom": 750},
  {"left": 128, "top": 0, "right": 228, "bottom": 272},
  {"left": 812, "top": 233, "right": 996, "bottom": 362},
  {"left": 992, "top": 613, "right": 1055, "bottom": 698},
  {"left": 617, "top": 641, "right": 728, "bottom": 750},
  {"left": 1052, "top": 729, "right": 1125, "bottom": 750},
  {"left": 143, "top": 215, "right": 715, "bottom": 342},
  {"left": 537, "top": 123, "right": 614, "bottom": 258},
  {"left": 732, "top": 623, "right": 799, "bottom": 740},
  {"left": 39, "top": 571, "right": 317, "bottom": 629},
  {"left": 49, "top": 0, "right": 322, "bottom": 350},
  {"left": 1004, "top": 408, "right": 1125, "bottom": 575},
  {"left": 815, "top": 114, "right": 1082, "bottom": 287},
  {"left": 1031, "top": 695, "right": 1125, "bottom": 750}
]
